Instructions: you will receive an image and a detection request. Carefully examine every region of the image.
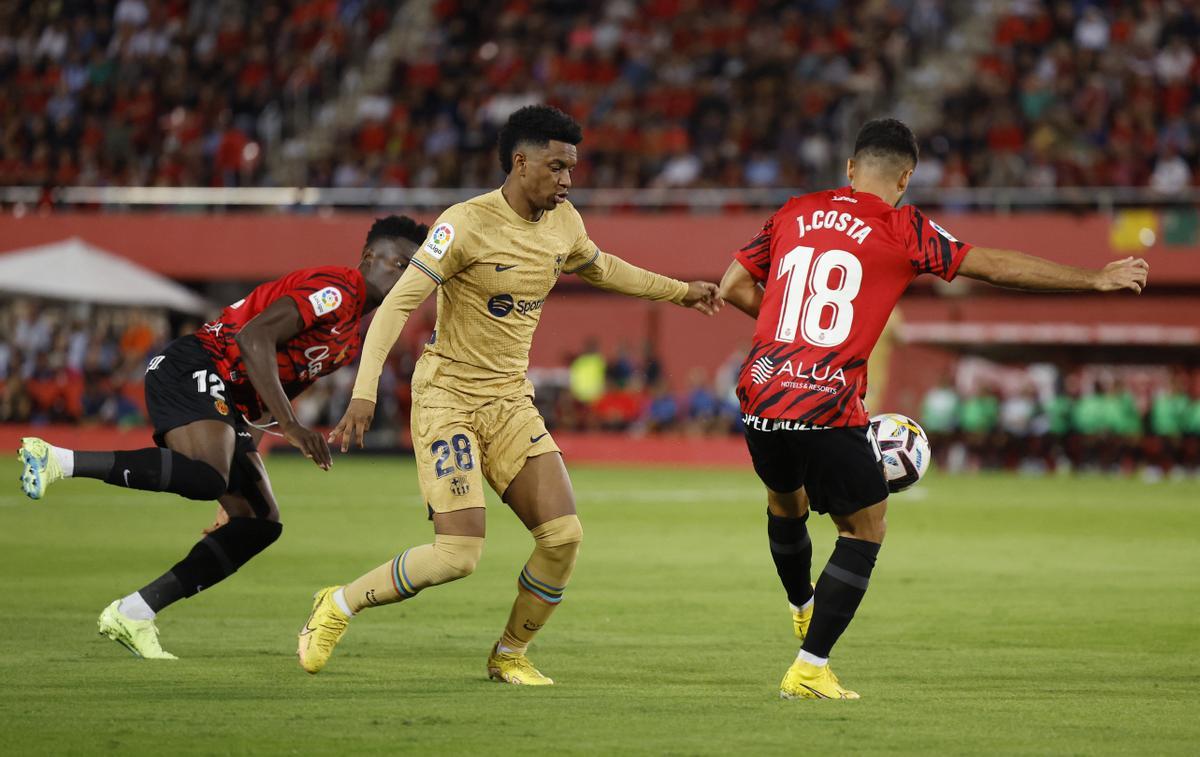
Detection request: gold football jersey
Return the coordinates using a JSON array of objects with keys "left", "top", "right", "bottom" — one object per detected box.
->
[{"left": 406, "top": 189, "right": 599, "bottom": 405}]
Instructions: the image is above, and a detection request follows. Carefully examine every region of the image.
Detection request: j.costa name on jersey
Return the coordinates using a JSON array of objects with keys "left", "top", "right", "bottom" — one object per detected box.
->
[{"left": 796, "top": 210, "right": 874, "bottom": 245}]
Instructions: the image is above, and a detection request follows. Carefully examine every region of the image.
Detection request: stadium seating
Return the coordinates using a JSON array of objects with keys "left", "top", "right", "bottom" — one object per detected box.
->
[
  {"left": 914, "top": 2, "right": 1199, "bottom": 190},
  {"left": 0, "top": 0, "right": 394, "bottom": 188}
]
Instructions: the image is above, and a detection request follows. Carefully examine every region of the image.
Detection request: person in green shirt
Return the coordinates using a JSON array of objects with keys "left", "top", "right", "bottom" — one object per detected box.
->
[
  {"left": 1184, "top": 396, "right": 1200, "bottom": 436},
  {"left": 958, "top": 389, "right": 1000, "bottom": 469},
  {"left": 1150, "top": 381, "right": 1191, "bottom": 438},
  {"left": 1071, "top": 391, "right": 1109, "bottom": 436},
  {"left": 1108, "top": 389, "right": 1142, "bottom": 438},
  {"left": 1144, "top": 378, "right": 1193, "bottom": 473}
]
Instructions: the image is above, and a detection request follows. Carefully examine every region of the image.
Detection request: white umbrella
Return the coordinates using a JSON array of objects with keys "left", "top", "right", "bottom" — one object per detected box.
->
[{"left": 0, "top": 237, "right": 210, "bottom": 314}]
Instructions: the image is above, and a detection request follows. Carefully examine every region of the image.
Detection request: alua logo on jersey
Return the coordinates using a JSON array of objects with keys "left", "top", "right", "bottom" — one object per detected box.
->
[{"left": 750, "top": 355, "right": 848, "bottom": 388}]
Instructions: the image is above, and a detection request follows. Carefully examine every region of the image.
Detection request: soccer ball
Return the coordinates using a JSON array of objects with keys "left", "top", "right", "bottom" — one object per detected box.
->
[{"left": 870, "top": 413, "right": 931, "bottom": 493}]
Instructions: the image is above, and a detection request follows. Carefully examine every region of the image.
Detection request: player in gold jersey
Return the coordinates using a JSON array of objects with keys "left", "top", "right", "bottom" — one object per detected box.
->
[{"left": 298, "top": 106, "right": 721, "bottom": 683}]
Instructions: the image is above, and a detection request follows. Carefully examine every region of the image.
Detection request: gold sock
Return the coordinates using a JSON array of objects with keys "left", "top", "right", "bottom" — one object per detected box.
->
[
  {"left": 343, "top": 534, "right": 483, "bottom": 613},
  {"left": 499, "top": 515, "right": 582, "bottom": 654}
]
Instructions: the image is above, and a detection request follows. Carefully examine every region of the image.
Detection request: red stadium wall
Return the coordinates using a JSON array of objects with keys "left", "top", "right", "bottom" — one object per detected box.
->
[{"left": 1, "top": 212, "right": 1198, "bottom": 283}]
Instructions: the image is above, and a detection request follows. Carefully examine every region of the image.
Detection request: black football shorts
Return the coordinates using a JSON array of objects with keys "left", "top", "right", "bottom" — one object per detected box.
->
[
  {"left": 144, "top": 335, "right": 257, "bottom": 458},
  {"left": 742, "top": 416, "right": 888, "bottom": 515}
]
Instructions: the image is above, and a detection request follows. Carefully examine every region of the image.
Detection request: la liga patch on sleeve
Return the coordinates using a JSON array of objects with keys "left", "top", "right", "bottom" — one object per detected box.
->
[
  {"left": 424, "top": 223, "right": 455, "bottom": 260},
  {"left": 929, "top": 218, "right": 959, "bottom": 242},
  {"left": 308, "top": 286, "right": 343, "bottom": 316}
]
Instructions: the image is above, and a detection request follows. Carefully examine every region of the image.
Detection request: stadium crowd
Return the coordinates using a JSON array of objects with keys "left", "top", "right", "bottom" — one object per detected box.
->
[
  {"left": 0, "top": 0, "right": 393, "bottom": 188},
  {"left": 9, "top": 1, "right": 1195, "bottom": 193},
  {"left": 913, "top": 1, "right": 1200, "bottom": 192},
  {"left": 328, "top": 0, "right": 945, "bottom": 190}
]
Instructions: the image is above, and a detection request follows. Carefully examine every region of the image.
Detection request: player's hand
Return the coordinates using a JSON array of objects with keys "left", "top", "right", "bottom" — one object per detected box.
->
[
  {"left": 201, "top": 505, "right": 230, "bottom": 535},
  {"left": 1094, "top": 256, "right": 1149, "bottom": 294},
  {"left": 329, "top": 398, "right": 376, "bottom": 452},
  {"left": 281, "top": 419, "right": 332, "bottom": 470},
  {"left": 682, "top": 281, "right": 722, "bottom": 315}
]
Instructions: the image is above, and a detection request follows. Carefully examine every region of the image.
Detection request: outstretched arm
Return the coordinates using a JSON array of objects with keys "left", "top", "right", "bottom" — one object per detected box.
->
[
  {"left": 573, "top": 251, "right": 721, "bottom": 315},
  {"left": 718, "top": 260, "right": 763, "bottom": 318},
  {"left": 329, "top": 265, "right": 437, "bottom": 451},
  {"left": 235, "top": 298, "right": 332, "bottom": 469},
  {"left": 956, "top": 247, "right": 1149, "bottom": 293}
]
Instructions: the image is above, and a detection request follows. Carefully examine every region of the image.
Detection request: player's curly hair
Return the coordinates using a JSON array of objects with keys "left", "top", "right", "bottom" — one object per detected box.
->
[
  {"left": 853, "top": 118, "right": 919, "bottom": 169},
  {"left": 365, "top": 215, "right": 429, "bottom": 248},
  {"left": 497, "top": 105, "right": 583, "bottom": 173}
]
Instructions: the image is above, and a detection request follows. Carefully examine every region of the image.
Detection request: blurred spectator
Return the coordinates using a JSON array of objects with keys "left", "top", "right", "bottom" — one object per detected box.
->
[
  {"left": 569, "top": 338, "right": 606, "bottom": 404},
  {"left": 606, "top": 342, "right": 636, "bottom": 389},
  {"left": 920, "top": 376, "right": 959, "bottom": 436},
  {"left": 592, "top": 377, "right": 646, "bottom": 432},
  {"left": 0, "top": 298, "right": 167, "bottom": 424},
  {"left": 641, "top": 379, "right": 678, "bottom": 433},
  {"left": 682, "top": 367, "right": 722, "bottom": 434}
]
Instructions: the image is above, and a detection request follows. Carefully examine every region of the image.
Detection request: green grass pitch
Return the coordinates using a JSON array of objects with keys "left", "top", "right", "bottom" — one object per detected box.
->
[{"left": 2, "top": 456, "right": 1197, "bottom": 755}]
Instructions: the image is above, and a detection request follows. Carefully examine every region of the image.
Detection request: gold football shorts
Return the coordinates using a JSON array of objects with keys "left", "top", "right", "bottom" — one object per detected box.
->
[{"left": 411, "top": 390, "right": 561, "bottom": 514}]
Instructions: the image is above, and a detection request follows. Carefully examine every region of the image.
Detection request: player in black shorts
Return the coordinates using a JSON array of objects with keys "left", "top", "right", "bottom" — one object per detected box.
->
[
  {"left": 17, "top": 216, "right": 427, "bottom": 659},
  {"left": 720, "top": 119, "right": 1147, "bottom": 699}
]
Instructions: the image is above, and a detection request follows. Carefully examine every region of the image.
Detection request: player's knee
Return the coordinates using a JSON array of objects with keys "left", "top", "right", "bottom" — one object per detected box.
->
[
  {"left": 174, "top": 457, "right": 229, "bottom": 501},
  {"left": 532, "top": 514, "right": 583, "bottom": 560},
  {"left": 432, "top": 534, "right": 485, "bottom": 580},
  {"left": 839, "top": 514, "right": 886, "bottom": 544}
]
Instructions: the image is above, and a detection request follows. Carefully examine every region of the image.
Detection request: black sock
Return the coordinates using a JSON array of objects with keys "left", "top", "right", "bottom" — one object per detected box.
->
[
  {"left": 801, "top": 536, "right": 881, "bottom": 659},
  {"left": 75, "top": 448, "right": 227, "bottom": 500},
  {"left": 138, "top": 518, "right": 283, "bottom": 612},
  {"left": 767, "top": 509, "right": 813, "bottom": 607}
]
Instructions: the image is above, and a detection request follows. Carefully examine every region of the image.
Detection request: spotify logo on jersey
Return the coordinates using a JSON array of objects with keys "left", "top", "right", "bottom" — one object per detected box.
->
[{"left": 487, "top": 294, "right": 515, "bottom": 317}]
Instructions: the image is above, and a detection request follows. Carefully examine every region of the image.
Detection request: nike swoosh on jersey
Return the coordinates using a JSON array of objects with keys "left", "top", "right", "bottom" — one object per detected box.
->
[
  {"left": 494, "top": 264, "right": 517, "bottom": 272},
  {"left": 330, "top": 326, "right": 342, "bottom": 335},
  {"left": 530, "top": 432, "right": 549, "bottom": 443}
]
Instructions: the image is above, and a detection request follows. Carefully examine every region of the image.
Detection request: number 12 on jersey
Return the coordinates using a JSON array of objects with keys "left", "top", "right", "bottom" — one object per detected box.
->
[{"left": 775, "top": 246, "right": 862, "bottom": 347}]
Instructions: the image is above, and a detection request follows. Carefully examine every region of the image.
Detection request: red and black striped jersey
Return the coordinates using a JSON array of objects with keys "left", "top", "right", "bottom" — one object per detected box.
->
[
  {"left": 733, "top": 186, "right": 972, "bottom": 427},
  {"left": 195, "top": 266, "right": 367, "bottom": 419}
]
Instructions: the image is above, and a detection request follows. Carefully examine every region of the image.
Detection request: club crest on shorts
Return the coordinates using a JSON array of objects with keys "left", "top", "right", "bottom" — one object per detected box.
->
[
  {"left": 214, "top": 399, "right": 229, "bottom": 416},
  {"left": 449, "top": 474, "right": 470, "bottom": 496},
  {"left": 424, "top": 223, "right": 455, "bottom": 260}
]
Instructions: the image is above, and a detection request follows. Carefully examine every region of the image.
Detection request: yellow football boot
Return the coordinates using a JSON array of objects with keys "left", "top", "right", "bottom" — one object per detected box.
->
[
  {"left": 780, "top": 659, "right": 860, "bottom": 700},
  {"left": 97, "top": 600, "right": 177, "bottom": 660},
  {"left": 18, "top": 437, "right": 64, "bottom": 500},
  {"left": 487, "top": 643, "right": 554, "bottom": 685},
  {"left": 297, "top": 586, "right": 350, "bottom": 674}
]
